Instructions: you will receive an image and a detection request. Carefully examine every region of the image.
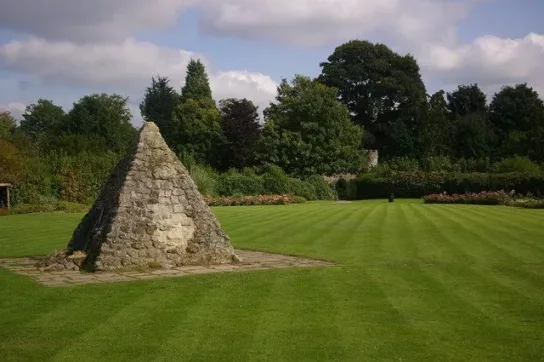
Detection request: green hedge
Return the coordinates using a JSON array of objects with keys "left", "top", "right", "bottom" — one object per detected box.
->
[
  {"left": 4, "top": 201, "right": 90, "bottom": 216},
  {"left": 214, "top": 166, "right": 337, "bottom": 201},
  {"left": 347, "top": 172, "right": 544, "bottom": 200}
]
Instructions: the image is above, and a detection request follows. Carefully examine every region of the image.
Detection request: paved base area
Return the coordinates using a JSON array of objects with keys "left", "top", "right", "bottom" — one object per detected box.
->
[{"left": 0, "top": 249, "right": 335, "bottom": 287}]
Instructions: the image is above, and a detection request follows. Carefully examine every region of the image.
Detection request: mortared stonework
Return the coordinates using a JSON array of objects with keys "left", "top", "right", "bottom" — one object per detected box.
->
[{"left": 40, "top": 122, "right": 239, "bottom": 272}]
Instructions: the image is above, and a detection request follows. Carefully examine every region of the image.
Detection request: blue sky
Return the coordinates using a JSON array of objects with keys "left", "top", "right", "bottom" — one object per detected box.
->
[{"left": 0, "top": 0, "right": 543, "bottom": 122}]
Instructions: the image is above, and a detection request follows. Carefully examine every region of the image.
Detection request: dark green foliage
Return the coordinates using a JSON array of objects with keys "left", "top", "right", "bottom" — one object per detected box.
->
[
  {"left": 318, "top": 40, "right": 427, "bottom": 159},
  {"left": 20, "top": 99, "right": 65, "bottom": 139},
  {"left": 181, "top": 59, "right": 213, "bottom": 104},
  {"left": 419, "top": 91, "right": 454, "bottom": 156},
  {"left": 489, "top": 83, "right": 544, "bottom": 159},
  {"left": 447, "top": 84, "right": 487, "bottom": 118},
  {"left": 335, "top": 178, "right": 348, "bottom": 200},
  {"left": 63, "top": 93, "right": 137, "bottom": 154},
  {"left": 139, "top": 76, "right": 180, "bottom": 145},
  {"left": 443, "top": 84, "right": 498, "bottom": 159},
  {"left": 219, "top": 98, "right": 262, "bottom": 170},
  {"left": 258, "top": 75, "right": 364, "bottom": 176},
  {"left": 454, "top": 113, "right": 497, "bottom": 159}
]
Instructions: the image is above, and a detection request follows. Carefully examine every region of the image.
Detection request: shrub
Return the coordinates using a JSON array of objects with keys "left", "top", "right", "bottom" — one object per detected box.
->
[
  {"left": 188, "top": 163, "right": 218, "bottom": 197},
  {"left": 306, "top": 175, "right": 337, "bottom": 200},
  {"left": 493, "top": 156, "right": 542, "bottom": 173},
  {"left": 216, "top": 170, "right": 264, "bottom": 196},
  {"left": 5, "top": 201, "right": 89, "bottom": 215},
  {"left": 262, "top": 165, "right": 291, "bottom": 195},
  {"left": 205, "top": 194, "right": 306, "bottom": 206},
  {"left": 506, "top": 198, "right": 544, "bottom": 209},
  {"left": 288, "top": 178, "right": 317, "bottom": 201}
]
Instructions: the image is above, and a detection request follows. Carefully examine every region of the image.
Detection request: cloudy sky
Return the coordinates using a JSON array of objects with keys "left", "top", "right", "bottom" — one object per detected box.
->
[{"left": 0, "top": 0, "right": 543, "bottom": 123}]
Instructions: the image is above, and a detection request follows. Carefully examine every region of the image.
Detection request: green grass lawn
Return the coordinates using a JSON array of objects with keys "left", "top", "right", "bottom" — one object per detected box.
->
[{"left": 1, "top": 200, "right": 543, "bottom": 361}]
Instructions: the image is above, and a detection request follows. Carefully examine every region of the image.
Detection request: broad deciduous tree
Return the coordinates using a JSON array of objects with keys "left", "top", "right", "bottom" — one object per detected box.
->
[
  {"left": 63, "top": 93, "right": 137, "bottom": 154},
  {"left": 20, "top": 99, "right": 65, "bottom": 138},
  {"left": 258, "top": 75, "right": 364, "bottom": 176},
  {"left": 318, "top": 40, "right": 427, "bottom": 159},
  {"left": 446, "top": 84, "right": 487, "bottom": 119},
  {"left": 489, "top": 83, "right": 544, "bottom": 159}
]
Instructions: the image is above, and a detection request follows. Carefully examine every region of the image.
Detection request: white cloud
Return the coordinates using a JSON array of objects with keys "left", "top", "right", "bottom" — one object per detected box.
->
[
  {"left": 0, "top": 0, "right": 475, "bottom": 46},
  {"left": 422, "top": 33, "right": 544, "bottom": 96},
  {"left": 0, "top": 37, "right": 278, "bottom": 115},
  {"left": 0, "top": 0, "right": 192, "bottom": 42},
  {"left": 199, "top": 0, "right": 472, "bottom": 47},
  {"left": 0, "top": 0, "right": 543, "bottom": 111},
  {"left": 0, "top": 102, "right": 26, "bottom": 121}
]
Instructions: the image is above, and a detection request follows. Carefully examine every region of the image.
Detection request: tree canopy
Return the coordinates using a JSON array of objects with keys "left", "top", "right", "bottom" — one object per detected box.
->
[
  {"left": 63, "top": 93, "right": 137, "bottom": 154},
  {"left": 139, "top": 76, "right": 180, "bottom": 146},
  {"left": 258, "top": 75, "right": 364, "bottom": 176},
  {"left": 174, "top": 60, "right": 224, "bottom": 166},
  {"left": 219, "top": 98, "right": 262, "bottom": 170},
  {"left": 180, "top": 59, "right": 214, "bottom": 105},
  {"left": 489, "top": 83, "right": 544, "bottom": 159},
  {"left": 318, "top": 40, "right": 427, "bottom": 159},
  {"left": 0, "top": 111, "right": 16, "bottom": 140},
  {"left": 20, "top": 99, "right": 65, "bottom": 138}
]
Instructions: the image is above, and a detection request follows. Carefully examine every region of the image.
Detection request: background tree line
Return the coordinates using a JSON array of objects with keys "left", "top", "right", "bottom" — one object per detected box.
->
[{"left": 2, "top": 39, "right": 544, "bottom": 206}]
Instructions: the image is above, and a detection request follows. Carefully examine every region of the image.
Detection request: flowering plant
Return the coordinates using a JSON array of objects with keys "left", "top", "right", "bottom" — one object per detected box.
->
[{"left": 205, "top": 194, "right": 306, "bottom": 206}]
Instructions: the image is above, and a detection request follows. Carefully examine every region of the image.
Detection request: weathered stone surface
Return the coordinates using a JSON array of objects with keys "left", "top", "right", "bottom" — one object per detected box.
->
[
  {"left": 40, "top": 122, "right": 237, "bottom": 272},
  {"left": 1, "top": 250, "right": 335, "bottom": 287}
]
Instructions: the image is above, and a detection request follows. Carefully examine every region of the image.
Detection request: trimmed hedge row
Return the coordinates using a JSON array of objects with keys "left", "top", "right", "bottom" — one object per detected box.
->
[
  {"left": 339, "top": 172, "right": 544, "bottom": 200},
  {"left": 213, "top": 167, "right": 337, "bottom": 201}
]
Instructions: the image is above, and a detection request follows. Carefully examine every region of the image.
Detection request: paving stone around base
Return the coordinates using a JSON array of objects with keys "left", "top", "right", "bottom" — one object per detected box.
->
[{"left": 0, "top": 249, "right": 335, "bottom": 287}]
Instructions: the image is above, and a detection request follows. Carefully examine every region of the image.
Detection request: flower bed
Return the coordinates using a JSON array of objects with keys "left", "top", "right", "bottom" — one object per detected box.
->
[
  {"left": 424, "top": 191, "right": 544, "bottom": 209},
  {"left": 205, "top": 194, "right": 306, "bottom": 206},
  {"left": 423, "top": 191, "right": 508, "bottom": 205}
]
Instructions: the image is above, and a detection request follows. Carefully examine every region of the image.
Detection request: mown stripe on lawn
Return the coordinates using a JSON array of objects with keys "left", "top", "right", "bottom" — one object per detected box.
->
[
  {"left": 449, "top": 205, "right": 544, "bottom": 254},
  {"left": 430, "top": 205, "right": 524, "bottom": 266},
  {"left": 429, "top": 264, "right": 544, "bottom": 359},
  {"left": 409, "top": 204, "right": 474, "bottom": 264},
  {"left": 243, "top": 268, "right": 345, "bottom": 361},
  {"left": 444, "top": 205, "right": 544, "bottom": 264},
  {"left": 1, "top": 283, "right": 146, "bottom": 361},
  {"left": 151, "top": 271, "right": 281, "bottom": 362}
]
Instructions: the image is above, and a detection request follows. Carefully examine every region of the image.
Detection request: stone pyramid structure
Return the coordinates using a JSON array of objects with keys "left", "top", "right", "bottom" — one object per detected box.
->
[{"left": 41, "top": 122, "right": 238, "bottom": 272}]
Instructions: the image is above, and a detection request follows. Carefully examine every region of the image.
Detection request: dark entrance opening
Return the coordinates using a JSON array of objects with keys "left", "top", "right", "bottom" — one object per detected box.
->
[{"left": 0, "top": 184, "right": 11, "bottom": 209}]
